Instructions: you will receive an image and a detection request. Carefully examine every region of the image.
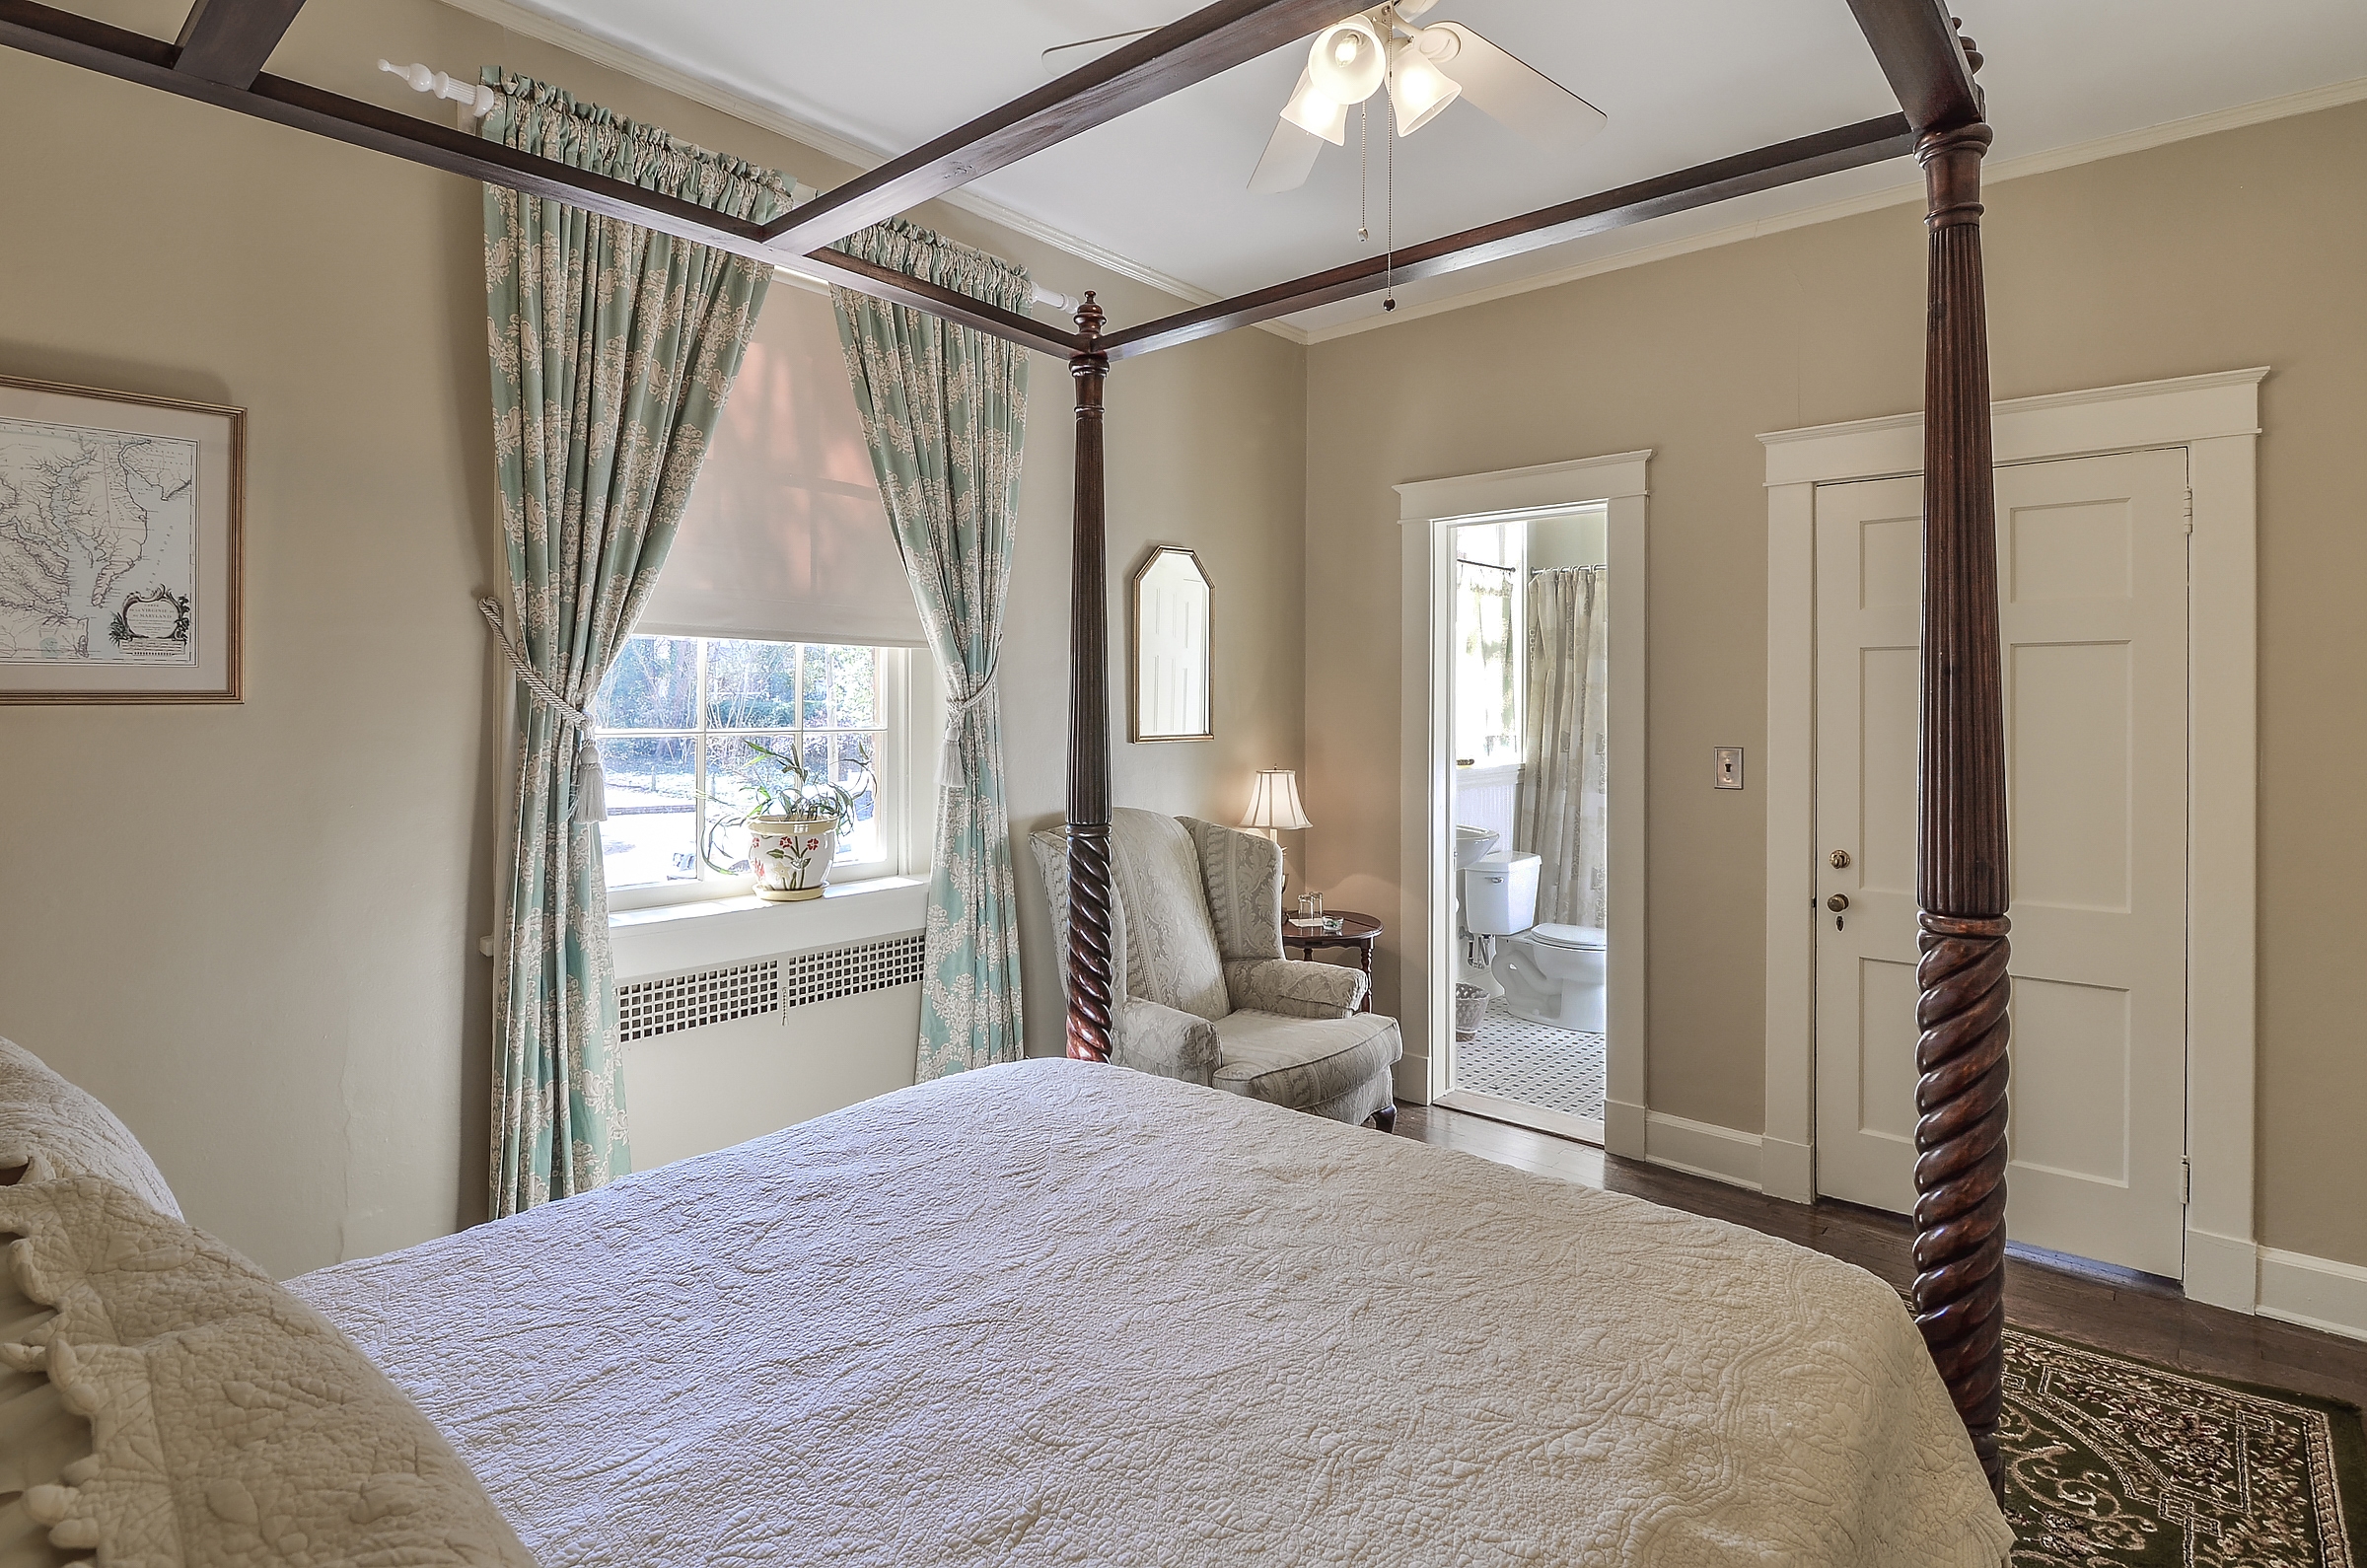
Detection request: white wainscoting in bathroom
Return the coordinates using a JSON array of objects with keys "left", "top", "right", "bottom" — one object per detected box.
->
[{"left": 1455, "top": 764, "right": 1521, "bottom": 853}]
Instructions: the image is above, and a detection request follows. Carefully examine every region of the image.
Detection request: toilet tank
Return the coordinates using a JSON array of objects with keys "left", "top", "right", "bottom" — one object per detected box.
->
[{"left": 1463, "top": 851, "right": 1541, "bottom": 935}]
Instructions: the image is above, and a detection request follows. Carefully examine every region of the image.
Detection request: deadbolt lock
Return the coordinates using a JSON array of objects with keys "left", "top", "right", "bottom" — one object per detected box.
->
[
  {"left": 1827, "top": 893, "right": 1850, "bottom": 912},
  {"left": 1829, "top": 849, "right": 1851, "bottom": 869}
]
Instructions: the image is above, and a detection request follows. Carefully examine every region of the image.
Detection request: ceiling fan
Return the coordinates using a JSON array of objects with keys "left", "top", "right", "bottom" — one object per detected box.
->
[{"left": 1044, "top": 5, "right": 1607, "bottom": 194}]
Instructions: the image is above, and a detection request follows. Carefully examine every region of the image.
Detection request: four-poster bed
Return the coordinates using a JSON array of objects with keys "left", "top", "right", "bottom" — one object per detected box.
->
[{"left": 2, "top": 0, "right": 2014, "bottom": 1509}]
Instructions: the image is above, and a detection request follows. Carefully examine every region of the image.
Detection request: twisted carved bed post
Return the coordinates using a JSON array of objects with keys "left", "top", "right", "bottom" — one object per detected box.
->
[
  {"left": 1064, "top": 293, "right": 1117, "bottom": 1063},
  {"left": 1910, "top": 47, "right": 2011, "bottom": 1501}
]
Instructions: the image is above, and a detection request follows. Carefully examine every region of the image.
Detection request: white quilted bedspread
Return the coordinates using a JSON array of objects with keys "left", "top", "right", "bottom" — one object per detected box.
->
[{"left": 294, "top": 1060, "right": 2013, "bottom": 1567}]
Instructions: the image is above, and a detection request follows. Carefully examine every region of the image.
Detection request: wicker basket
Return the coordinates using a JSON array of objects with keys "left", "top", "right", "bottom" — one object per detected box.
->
[{"left": 1454, "top": 982, "right": 1488, "bottom": 1042}]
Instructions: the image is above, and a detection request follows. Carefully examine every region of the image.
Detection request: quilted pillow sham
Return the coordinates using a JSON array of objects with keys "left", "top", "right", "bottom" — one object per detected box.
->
[
  {"left": 0, "top": 1176, "right": 538, "bottom": 1568},
  {"left": 0, "top": 1038, "right": 179, "bottom": 1220}
]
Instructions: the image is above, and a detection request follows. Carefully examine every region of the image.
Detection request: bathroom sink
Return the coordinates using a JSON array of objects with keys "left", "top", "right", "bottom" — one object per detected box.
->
[{"left": 1454, "top": 824, "right": 1500, "bottom": 870}]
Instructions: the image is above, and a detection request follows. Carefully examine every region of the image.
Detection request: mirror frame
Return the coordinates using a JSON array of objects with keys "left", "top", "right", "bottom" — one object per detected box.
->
[{"left": 1128, "top": 544, "right": 1214, "bottom": 744}]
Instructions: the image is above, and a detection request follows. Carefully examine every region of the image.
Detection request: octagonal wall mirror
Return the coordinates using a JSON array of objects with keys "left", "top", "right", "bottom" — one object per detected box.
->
[{"left": 1130, "top": 545, "right": 1212, "bottom": 743}]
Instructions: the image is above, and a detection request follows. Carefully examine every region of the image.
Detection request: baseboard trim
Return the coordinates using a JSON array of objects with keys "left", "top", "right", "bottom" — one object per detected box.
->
[
  {"left": 1393, "top": 1052, "right": 1432, "bottom": 1105},
  {"left": 2258, "top": 1247, "right": 2367, "bottom": 1343},
  {"left": 1644, "top": 1111, "right": 1762, "bottom": 1191},
  {"left": 2182, "top": 1226, "right": 2259, "bottom": 1314},
  {"left": 1758, "top": 1136, "right": 1815, "bottom": 1205},
  {"left": 1604, "top": 1098, "right": 1648, "bottom": 1160}
]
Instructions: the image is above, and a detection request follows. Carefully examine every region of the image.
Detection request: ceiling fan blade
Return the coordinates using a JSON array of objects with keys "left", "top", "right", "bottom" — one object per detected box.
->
[
  {"left": 1040, "top": 26, "right": 1158, "bottom": 62},
  {"left": 1432, "top": 22, "right": 1607, "bottom": 149},
  {"left": 1249, "top": 114, "right": 1326, "bottom": 193}
]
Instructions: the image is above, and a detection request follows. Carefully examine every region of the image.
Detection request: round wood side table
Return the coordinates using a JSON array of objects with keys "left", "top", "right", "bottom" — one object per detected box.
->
[{"left": 1282, "top": 910, "right": 1382, "bottom": 1013}]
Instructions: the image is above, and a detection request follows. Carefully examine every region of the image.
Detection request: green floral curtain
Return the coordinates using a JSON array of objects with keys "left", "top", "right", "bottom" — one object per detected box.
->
[
  {"left": 829, "top": 220, "right": 1032, "bottom": 1080},
  {"left": 480, "top": 71, "right": 789, "bottom": 1216}
]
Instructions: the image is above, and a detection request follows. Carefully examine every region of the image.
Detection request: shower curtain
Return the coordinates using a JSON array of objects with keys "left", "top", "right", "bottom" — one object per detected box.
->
[{"left": 1515, "top": 566, "right": 1609, "bottom": 928}]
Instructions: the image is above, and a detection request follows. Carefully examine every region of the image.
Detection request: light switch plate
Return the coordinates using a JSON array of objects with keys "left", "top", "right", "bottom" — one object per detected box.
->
[{"left": 1714, "top": 747, "right": 1745, "bottom": 790}]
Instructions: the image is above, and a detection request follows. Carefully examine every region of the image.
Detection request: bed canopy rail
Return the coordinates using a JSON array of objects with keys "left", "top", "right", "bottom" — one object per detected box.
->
[{"left": 0, "top": 0, "right": 2009, "bottom": 1500}]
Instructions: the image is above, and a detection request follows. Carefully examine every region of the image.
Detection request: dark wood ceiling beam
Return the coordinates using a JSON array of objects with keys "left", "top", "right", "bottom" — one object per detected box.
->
[
  {"left": 173, "top": 0, "right": 306, "bottom": 89},
  {"left": 1101, "top": 114, "right": 1917, "bottom": 359},
  {"left": 1842, "top": 0, "right": 1982, "bottom": 133},
  {"left": 0, "top": 1, "right": 1083, "bottom": 358},
  {"left": 756, "top": 0, "right": 1348, "bottom": 253}
]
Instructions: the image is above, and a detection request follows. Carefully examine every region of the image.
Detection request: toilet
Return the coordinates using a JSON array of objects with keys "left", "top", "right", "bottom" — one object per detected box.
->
[{"left": 1462, "top": 851, "right": 1608, "bottom": 1033}]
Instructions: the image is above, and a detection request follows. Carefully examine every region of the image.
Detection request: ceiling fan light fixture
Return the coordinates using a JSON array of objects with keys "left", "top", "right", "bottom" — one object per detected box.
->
[
  {"left": 1278, "top": 70, "right": 1351, "bottom": 144},
  {"left": 1387, "top": 36, "right": 1460, "bottom": 134},
  {"left": 1307, "top": 17, "right": 1387, "bottom": 106}
]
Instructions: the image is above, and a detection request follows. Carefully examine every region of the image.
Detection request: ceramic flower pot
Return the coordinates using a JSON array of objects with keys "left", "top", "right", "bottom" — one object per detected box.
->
[{"left": 749, "top": 817, "right": 837, "bottom": 901}]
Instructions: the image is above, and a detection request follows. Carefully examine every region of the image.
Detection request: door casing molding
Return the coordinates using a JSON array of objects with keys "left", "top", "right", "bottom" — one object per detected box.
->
[
  {"left": 1395, "top": 453, "right": 1649, "bottom": 1159},
  {"left": 1758, "top": 368, "right": 2264, "bottom": 1312}
]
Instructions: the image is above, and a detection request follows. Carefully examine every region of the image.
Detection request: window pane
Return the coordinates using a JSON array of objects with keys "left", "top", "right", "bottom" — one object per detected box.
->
[
  {"left": 834, "top": 732, "right": 883, "bottom": 863},
  {"left": 705, "top": 639, "right": 800, "bottom": 731},
  {"left": 822, "top": 644, "right": 879, "bottom": 728},
  {"left": 594, "top": 636, "right": 696, "bottom": 730},
  {"left": 597, "top": 737, "right": 698, "bottom": 886},
  {"left": 800, "top": 644, "right": 828, "bottom": 728},
  {"left": 708, "top": 732, "right": 809, "bottom": 821}
]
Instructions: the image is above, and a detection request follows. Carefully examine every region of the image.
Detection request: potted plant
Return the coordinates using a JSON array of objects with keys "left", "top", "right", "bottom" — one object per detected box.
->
[{"left": 706, "top": 740, "right": 873, "bottom": 902}]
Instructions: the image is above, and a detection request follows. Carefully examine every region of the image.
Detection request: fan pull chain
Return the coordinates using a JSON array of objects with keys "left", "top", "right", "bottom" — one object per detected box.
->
[
  {"left": 1383, "top": 89, "right": 1398, "bottom": 311},
  {"left": 1357, "top": 101, "right": 1369, "bottom": 242}
]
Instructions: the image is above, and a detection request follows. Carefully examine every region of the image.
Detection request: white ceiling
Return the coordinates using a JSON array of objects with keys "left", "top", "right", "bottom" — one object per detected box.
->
[{"left": 497, "top": 0, "right": 2367, "bottom": 334}]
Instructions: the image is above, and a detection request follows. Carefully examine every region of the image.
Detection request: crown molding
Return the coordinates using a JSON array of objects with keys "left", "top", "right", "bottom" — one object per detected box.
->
[
  {"left": 1300, "top": 72, "right": 2367, "bottom": 346},
  {"left": 431, "top": 0, "right": 1313, "bottom": 344}
]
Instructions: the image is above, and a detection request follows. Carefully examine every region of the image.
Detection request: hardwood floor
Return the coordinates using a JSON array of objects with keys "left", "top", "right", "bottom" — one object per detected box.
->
[{"left": 1390, "top": 1101, "right": 2367, "bottom": 1408}]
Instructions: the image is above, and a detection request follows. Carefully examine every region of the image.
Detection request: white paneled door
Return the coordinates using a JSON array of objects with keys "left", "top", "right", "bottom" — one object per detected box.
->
[{"left": 1814, "top": 450, "right": 2190, "bottom": 1278}]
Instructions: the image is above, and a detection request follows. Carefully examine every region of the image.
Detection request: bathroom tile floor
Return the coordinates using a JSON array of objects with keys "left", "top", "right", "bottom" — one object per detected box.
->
[{"left": 1455, "top": 1002, "right": 1606, "bottom": 1123}]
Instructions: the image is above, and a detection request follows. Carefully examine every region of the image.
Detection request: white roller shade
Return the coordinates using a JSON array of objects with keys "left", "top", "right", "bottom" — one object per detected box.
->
[{"left": 635, "top": 281, "right": 925, "bottom": 648}]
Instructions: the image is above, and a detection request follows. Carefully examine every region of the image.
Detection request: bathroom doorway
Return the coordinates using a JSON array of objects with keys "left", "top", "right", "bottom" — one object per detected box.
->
[{"left": 1441, "top": 507, "right": 1610, "bottom": 1145}]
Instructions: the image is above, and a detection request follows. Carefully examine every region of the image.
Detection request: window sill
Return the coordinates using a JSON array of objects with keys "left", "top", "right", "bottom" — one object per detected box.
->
[{"left": 609, "top": 874, "right": 929, "bottom": 981}]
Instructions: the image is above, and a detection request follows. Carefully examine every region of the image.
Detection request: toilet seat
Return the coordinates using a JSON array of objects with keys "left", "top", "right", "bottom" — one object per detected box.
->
[{"left": 1524, "top": 922, "right": 1606, "bottom": 951}]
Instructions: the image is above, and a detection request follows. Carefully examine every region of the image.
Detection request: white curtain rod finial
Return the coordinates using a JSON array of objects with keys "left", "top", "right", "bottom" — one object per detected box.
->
[{"left": 379, "top": 57, "right": 497, "bottom": 117}]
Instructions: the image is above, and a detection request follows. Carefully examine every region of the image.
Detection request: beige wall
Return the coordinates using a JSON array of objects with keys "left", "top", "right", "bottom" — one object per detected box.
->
[
  {"left": 6, "top": 0, "right": 2350, "bottom": 1277},
  {"left": 0, "top": 0, "right": 1301, "bottom": 1276},
  {"left": 1304, "top": 101, "right": 2367, "bottom": 1267}
]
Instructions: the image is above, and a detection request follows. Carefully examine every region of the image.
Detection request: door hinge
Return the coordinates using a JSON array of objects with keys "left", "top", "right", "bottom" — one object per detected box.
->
[
  {"left": 2182, "top": 1156, "right": 2192, "bottom": 1203},
  {"left": 2184, "top": 488, "right": 2195, "bottom": 533}
]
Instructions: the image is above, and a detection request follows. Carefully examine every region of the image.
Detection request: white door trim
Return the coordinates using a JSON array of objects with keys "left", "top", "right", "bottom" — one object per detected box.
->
[
  {"left": 1758, "top": 368, "right": 2263, "bottom": 1312},
  {"left": 1395, "top": 452, "right": 1649, "bottom": 1160}
]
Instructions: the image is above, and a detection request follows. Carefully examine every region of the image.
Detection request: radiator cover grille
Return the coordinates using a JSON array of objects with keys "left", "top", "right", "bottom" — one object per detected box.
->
[
  {"left": 618, "top": 933, "right": 926, "bottom": 1042},
  {"left": 785, "top": 932, "right": 925, "bottom": 1008}
]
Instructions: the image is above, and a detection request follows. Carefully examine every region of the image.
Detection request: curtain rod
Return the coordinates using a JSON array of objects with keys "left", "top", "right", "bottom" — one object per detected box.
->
[{"left": 379, "top": 58, "right": 1082, "bottom": 316}]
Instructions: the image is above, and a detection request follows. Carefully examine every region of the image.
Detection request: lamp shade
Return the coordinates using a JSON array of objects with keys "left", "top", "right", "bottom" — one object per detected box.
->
[
  {"left": 1387, "top": 39, "right": 1461, "bottom": 134},
  {"left": 1278, "top": 69, "right": 1350, "bottom": 145},
  {"left": 1306, "top": 17, "right": 1387, "bottom": 106},
  {"left": 1241, "top": 768, "right": 1313, "bottom": 832}
]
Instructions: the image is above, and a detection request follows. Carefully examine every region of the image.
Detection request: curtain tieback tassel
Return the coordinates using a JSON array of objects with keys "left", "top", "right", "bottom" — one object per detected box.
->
[
  {"left": 939, "top": 668, "right": 1001, "bottom": 788},
  {"left": 476, "top": 596, "right": 609, "bottom": 823}
]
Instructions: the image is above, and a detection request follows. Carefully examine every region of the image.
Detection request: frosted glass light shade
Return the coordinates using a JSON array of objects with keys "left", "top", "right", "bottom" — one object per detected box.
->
[
  {"left": 1242, "top": 768, "right": 1313, "bottom": 832},
  {"left": 1388, "top": 42, "right": 1461, "bottom": 134},
  {"left": 1279, "top": 70, "right": 1350, "bottom": 145},
  {"left": 1307, "top": 18, "right": 1387, "bottom": 105}
]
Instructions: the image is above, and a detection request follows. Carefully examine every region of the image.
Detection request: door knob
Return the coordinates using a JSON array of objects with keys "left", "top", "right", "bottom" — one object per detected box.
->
[
  {"left": 1829, "top": 849, "right": 1851, "bottom": 868},
  {"left": 1827, "top": 893, "right": 1850, "bottom": 912}
]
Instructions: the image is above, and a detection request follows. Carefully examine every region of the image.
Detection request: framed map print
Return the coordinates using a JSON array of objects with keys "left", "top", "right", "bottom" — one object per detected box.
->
[{"left": 0, "top": 376, "right": 243, "bottom": 703}]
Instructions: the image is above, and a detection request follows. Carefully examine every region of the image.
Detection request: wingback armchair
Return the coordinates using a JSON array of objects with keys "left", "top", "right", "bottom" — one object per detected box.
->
[{"left": 1031, "top": 809, "right": 1401, "bottom": 1128}]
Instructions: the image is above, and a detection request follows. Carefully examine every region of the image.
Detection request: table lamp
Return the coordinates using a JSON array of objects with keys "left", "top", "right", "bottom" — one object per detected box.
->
[{"left": 1241, "top": 768, "right": 1312, "bottom": 885}]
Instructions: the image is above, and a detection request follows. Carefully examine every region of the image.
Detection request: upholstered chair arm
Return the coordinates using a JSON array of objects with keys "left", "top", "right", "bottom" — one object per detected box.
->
[
  {"left": 1224, "top": 958, "right": 1368, "bottom": 1020},
  {"left": 1116, "top": 998, "right": 1223, "bottom": 1086}
]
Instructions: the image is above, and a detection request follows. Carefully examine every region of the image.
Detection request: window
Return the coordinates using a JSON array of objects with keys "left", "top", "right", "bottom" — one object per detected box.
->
[
  {"left": 1453, "top": 521, "right": 1524, "bottom": 767},
  {"left": 591, "top": 636, "right": 904, "bottom": 904}
]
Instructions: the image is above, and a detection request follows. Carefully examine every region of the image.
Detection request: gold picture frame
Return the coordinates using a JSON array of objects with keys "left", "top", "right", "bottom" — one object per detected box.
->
[{"left": 0, "top": 374, "right": 244, "bottom": 704}]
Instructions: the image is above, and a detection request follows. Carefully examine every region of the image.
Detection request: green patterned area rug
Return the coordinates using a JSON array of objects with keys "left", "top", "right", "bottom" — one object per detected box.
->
[{"left": 2001, "top": 1325, "right": 2367, "bottom": 1566}]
